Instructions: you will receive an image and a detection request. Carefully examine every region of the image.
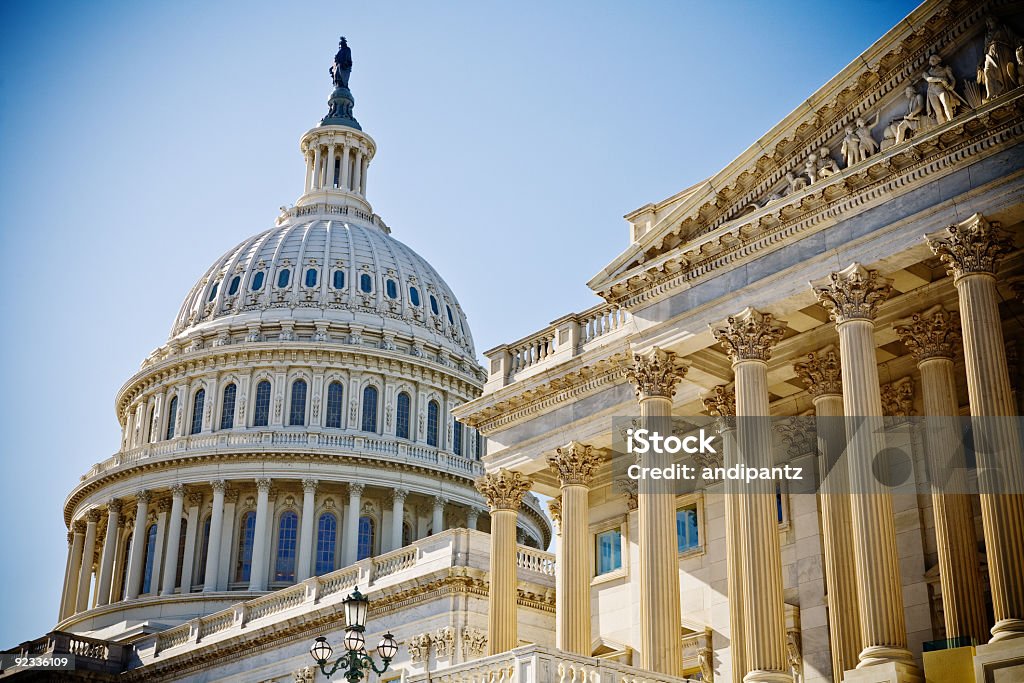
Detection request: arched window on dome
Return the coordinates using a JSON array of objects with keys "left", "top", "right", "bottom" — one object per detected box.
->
[
  {"left": 305, "top": 268, "right": 318, "bottom": 287},
  {"left": 453, "top": 420, "right": 463, "bottom": 457},
  {"left": 197, "top": 515, "right": 212, "bottom": 586},
  {"left": 119, "top": 531, "right": 132, "bottom": 600},
  {"left": 315, "top": 513, "right": 337, "bottom": 575},
  {"left": 333, "top": 270, "right": 345, "bottom": 289},
  {"left": 228, "top": 275, "right": 240, "bottom": 296},
  {"left": 289, "top": 379, "right": 307, "bottom": 426},
  {"left": 174, "top": 518, "right": 188, "bottom": 588},
  {"left": 220, "top": 383, "right": 236, "bottom": 430},
  {"left": 236, "top": 511, "right": 256, "bottom": 582},
  {"left": 326, "top": 382, "right": 343, "bottom": 428},
  {"left": 357, "top": 516, "right": 375, "bottom": 560},
  {"left": 385, "top": 279, "right": 398, "bottom": 299},
  {"left": 190, "top": 389, "right": 205, "bottom": 435},
  {"left": 427, "top": 400, "right": 439, "bottom": 448},
  {"left": 207, "top": 282, "right": 219, "bottom": 302},
  {"left": 396, "top": 392, "right": 411, "bottom": 439},
  {"left": 429, "top": 295, "right": 439, "bottom": 316},
  {"left": 254, "top": 381, "right": 271, "bottom": 427},
  {"left": 360, "top": 273, "right": 373, "bottom": 293},
  {"left": 141, "top": 523, "right": 158, "bottom": 594},
  {"left": 146, "top": 405, "right": 156, "bottom": 444},
  {"left": 277, "top": 269, "right": 291, "bottom": 288},
  {"left": 165, "top": 395, "right": 179, "bottom": 440},
  {"left": 274, "top": 511, "right": 298, "bottom": 583},
  {"left": 409, "top": 286, "right": 420, "bottom": 307},
  {"left": 446, "top": 305, "right": 455, "bottom": 326},
  {"left": 251, "top": 271, "right": 265, "bottom": 291},
  {"left": 361, "top": 386, "right": 378, "bottom": 433}
]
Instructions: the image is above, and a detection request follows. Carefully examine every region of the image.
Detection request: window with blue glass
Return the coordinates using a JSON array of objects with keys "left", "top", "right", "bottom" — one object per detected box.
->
[
  {"left": 198, "top": 516, "right": 212, "bottom": 583},
  {"left": 446, "top": 305, "right": 454, "bottom": 325},
  {"left": 596, "top": 528, "right": 623, "bottom": 575},
  {"left": 360, "top": 273, "right": 373, "bottom": 293},
  {"left": 207, "top": 282, "right": 219, "bottom": 302},
  {"left": 305, "top": 268, "right": 318, "bottom": 287},
  {"left": 409, "top": 286, "right": 420, "bottom": 307},
  {"left": 315, "top": 513, "right": 337, "bottom": 575},
  {"left": 274, "top": 511, "right": 299, "bottom": 582},
  {"left": 190, "top": 389, "right": 205, "bottom": 435},
  {"left": 361, "top": 386, "right": 378, "bottom": 432},
  {"left": 277, "top": 269, "right": 290, "bottom": 288},
  {"left": 396, "top": 392, "right": 411, "bottom": 439},
  {"left": 453, "top": 420, "right": 463, "bottom": 456},
  {"left": 254, "top": 380, "right": 271, "bottom": 427},
  {"left": 429, "top": 295, "right": 439, "bottom": 316},
  {"left": 289, "top": 379, "right": 307, "bottom": 426},
  {"left": 228, "top": 275, "right": 240, "bottom": 296},
  {"left": 175, "top": 519, "right": 188, "bottom": 587},
  {"left": 385, "top": 279, "right": 398, "bottom": 299},
  {"left": 357, "top": 516, "right": 375, "bottom": 560},
  {"left": 676, "top": 505, "right": 700, "bottom": 552},
  {"left": 141, "top": 524, "right": 158, "bottom": 593},
  {"left": 220, "top": 383, "right": 236, "bottom": 430},
  {"left": 476, "top": 433, "right": 485, "bottom": 460},
  {"left": 236, "top": 511, "right": 256, "bottom": 582},
  {"left": 333, "top": 270, "right": 345, "bottom": 289},
  {"left": 251, "top": 271, "right": 265, "bottom": 291},
  {"left": 120, "top": 531, "right": 133, "bottom": 599},
  {"left": 165, "top": 395, "right": 179, "bottom": 440},
  {"left": 427, "top": 400, "right": 439, "bottom": 447},
  {"left": 326, "top": 382, "right": 343, "bottom": 428},
  {"left": 776, "top": 484, "right": 785, "bottom": 524}
]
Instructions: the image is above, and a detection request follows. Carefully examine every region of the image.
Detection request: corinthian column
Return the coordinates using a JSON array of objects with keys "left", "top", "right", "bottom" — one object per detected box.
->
[
  {"left": 203, "top": 481, "right": 226, "bottom": 592},
  {"left": 713, "top": 309, "right": 790, "bottom": 683},
  {"left": 813, "top": 264, "right": 919, "bottom": 680},
  {"left": 625, "top": 347, "right": 686, "bottom": 676},
  {"left": 343, "top": 483, "right": 365, "bottom": 565},
  {"left": 249, "top": 479, "right": 272, "bottom": 591},
  {"left": 703, "top": 385, "right": 745, "bottom": 683},
  {"left": 125, "top": 490, "right": 150, "bottom": 599},
  {"left": 548, "top": 441, "right": 602, "bottom": 655},
  {"left": 62, "top": 521, "right": 86, "bottom": 619},
  {"left": 794, "top": 347, "right": 860, "bottom": 681},
  {"left": 161, "top": 484, "right": 186, "bottom": 595},
  {"left": 297, "top": 479, "right": 318, "bottom": 581},
  {"left": 476, "top": 469, "right": 532, "bottom": 655},
  {"left": 76, "top": 510, "right": 101, "bottom": 613},
  {"left": 928, "top": 214, "right": 1024, "bottom": 642},
  {"left": 894, "top": 306, "right": 988, "bottom": 644},
  {"left": 96, "top": 499, "right": 122, "bottom": 607}
]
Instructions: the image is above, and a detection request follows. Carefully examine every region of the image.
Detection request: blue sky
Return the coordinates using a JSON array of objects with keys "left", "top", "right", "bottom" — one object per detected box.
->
[{"left": 0, "top": 0, "right": 920, "bottom": 645}]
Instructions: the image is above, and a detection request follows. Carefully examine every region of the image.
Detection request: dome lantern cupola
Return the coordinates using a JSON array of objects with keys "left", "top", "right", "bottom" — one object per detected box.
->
[{"left": 297, "top": 37, "right": 376, "bottom": 215}]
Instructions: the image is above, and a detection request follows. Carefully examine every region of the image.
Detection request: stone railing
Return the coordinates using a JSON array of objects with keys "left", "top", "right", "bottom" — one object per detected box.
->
[
  {"left": 484, "top": 302, "right": 632, "bottom": 389},
  {"left": 406, "top": 644, "right": 699, "bottom": 683},
  {"left": 517, "top": 546, "right": 556, "bottom": 576},
  {"left": 0, "top": 632, "right": 128, "bottom": 676}
]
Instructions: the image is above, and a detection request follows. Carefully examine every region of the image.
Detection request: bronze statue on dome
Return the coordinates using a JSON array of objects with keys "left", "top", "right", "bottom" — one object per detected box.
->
[{"left": 330, "top": 37, "right": 353, "bottom": 89}]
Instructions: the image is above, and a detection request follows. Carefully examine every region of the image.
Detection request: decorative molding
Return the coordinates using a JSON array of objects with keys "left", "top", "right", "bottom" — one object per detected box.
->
[
  {"left": 546, "top": 496, "right": 562, "bottom": 529},
  {"left": 793, "top": 345, "right": 843, "bottom": 397},
  {"left": 926, "top": 212, "right": 1012, "bottom": 279},
  {"left": 893, "top": 305, "right": 961, "bottom": 361},
  {"left": 475, "top": 469, "right": 531, "bottom": 511},
  {"left": 711, "top": 308, "right": 786, "bottom": 363},
  {"left": 881, "top": 376, "right": 915, "bottom": 417},
  {"left": 702, "top": 384, "right": 736, "bottom": 417},
  {"left": 433, "top": 626, "right": 454, "bottom": 659},
  {"left": 407, "top": 632, "right": 431, "bottom": 664},
  {"left": 547, "top": 442, "right": 602, "bottom": 487},
  {"left": 626, "top": 346, "right": 688, "bottom": 399},
  {"left": 461, "top": 626, "right": 487, "bottom": 659},
  {"left": 613, "top": 478, "right": 638, "bottom": 511},
  {"left": 812, "top": 263, "right": 893, "bottom": 323}
]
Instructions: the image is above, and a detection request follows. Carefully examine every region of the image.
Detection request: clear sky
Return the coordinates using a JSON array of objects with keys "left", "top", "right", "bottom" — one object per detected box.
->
[{"left": 0, "top": 0, "right": 920, "bottom": 646}]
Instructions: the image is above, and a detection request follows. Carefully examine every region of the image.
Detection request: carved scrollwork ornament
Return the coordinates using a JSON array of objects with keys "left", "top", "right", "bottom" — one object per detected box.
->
[
  {"left": 926, "top": 213, "right": 1012, "bottom": 280},
  {"left": 548, "top": 441, "right": 602, "bottom": 486},
  {"left": 893, "top": 305, "right": 960, "bottom": 362},
  {"left": 475, "top": 469, "right": 531, "bottom": 511},
  {"left": 793, "top": 346, "right": 843, "bottom": 397},
  {"left": 711, "top": 307, "right": 786, "bottom": 363},
  {"left": 702, "top": 384, "right": 736, "bottom": 417},
  {"left": 811, "top": 263, "right": 893, "bottom": 323},
  {"left": 546, "top": 496, "right": 562, "bottom": 530},
  {"left": 625, "top": 346, "right": 687, "bottom": 399}
]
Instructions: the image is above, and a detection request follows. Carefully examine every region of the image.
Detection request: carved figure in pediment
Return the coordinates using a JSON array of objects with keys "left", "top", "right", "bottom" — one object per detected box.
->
[
  {"left": 854, "top": 113, "right": 879, "bottom": 159},
  {"left": 977, "top": 16, "right": 1020, "bottom": 102},
  {"left": 841, "top": 126, "right": 862, "bottom": 167},
  {"left": 922, "top": 54, "right": 959, "bottom": 124},
  {"left": 802, "top": 154, "right": 819, "bottom": 184},
  {"left": 816, "top": 146, "right": 839, "bottom": 178},
  {"left": 894, "top": 85, "right": 927, "bottom": 145},
  {"left": 785, "top": 171, "right": 807, "bottom": 194}
]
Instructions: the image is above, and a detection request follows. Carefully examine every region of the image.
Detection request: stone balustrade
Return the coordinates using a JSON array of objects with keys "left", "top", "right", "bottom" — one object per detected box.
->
[
  {"left": 0, "top": 632, "right": 128, "bottom": 677},
  {"left": 516, "top": 545, "right": 557, "bottom": 576}
]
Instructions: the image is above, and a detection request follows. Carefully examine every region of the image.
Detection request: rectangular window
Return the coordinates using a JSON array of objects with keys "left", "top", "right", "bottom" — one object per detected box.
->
[
  {"left": 676, "top": 505, "right": 699, "bottom": 553},
  {"left": 596, "top": 529, "right": 622, "bottom": 575}
]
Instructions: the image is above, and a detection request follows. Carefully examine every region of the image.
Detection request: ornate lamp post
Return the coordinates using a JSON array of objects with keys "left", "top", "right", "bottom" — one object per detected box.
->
[{"left": 310, "top": 588, "right": 399, "bottom": 681}]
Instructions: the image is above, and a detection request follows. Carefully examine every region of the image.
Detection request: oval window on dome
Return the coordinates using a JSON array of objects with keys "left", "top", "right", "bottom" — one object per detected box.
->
[
  {"left": 333, "top": 270, "right": 345, "bottom": 289},
  {"left": 305, "top": 268, "right": 318, "bottom": 287},
  {"left": 360, "top": 273, "right": 372, "bottom": 293},
  {"left": 251, "top": 271, "right": 265, "bottom": 291},
  {"left": 207, "top": 282, "right": 219, "bottom": 302},
  {"left": 277, "top": 269, "right": 291, "bottom": 288},
  {"left": 409, "top": 286, "right": 420, "bottom": 307},
  {"left": 429, "top": 295, "right": 439, "bottom": 316},
  {"left": 385, "top": 279, "right": 397, "bottom": 299},
  {"left": 228, "top": 275, "right": 240, "bottom": 296},
  {"left": 446, "top": 305, "right": 454, "bottom": 325}
]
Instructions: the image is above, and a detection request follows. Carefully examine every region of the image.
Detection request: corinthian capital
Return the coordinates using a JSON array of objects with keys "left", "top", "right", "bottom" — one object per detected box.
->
[
  {"left": 702, "top": 385, "right": 736, "bottom": 417},
  {"left": 711, "top": 307, "right": 786, "bottom": 363},
  {"left": 926, "top": 213, "right": 1012, "bottom": 280},
  {"left": 475, "top": 469, "right": 532, "bottom": 511},
  {"left": 811, "top": 263, "right": 892, "bottom": 323},
  {"left": 548, "top": 442, "right": 602, "bottom": 487},
  {"left": 626, "top": 347, "right": 687, "bottom": 399},
  {"left": 546, "top": 496, "right": 562, "bottom": 528},
  {"left": 793, "top": 345, "right": 843, "bottom": 397},
  {"left": 893, "top": 305, "right": 960, "bottom": 362}
]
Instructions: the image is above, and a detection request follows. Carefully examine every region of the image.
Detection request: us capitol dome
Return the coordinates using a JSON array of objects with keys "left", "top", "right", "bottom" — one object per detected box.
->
[{"left": 54, "top": 37, "right": 551, "bottom": 640}]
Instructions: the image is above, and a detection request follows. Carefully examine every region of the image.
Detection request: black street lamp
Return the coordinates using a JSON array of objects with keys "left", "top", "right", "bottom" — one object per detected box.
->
[{"left": 310, "top": 588, "right": 399, "bottom": 681}]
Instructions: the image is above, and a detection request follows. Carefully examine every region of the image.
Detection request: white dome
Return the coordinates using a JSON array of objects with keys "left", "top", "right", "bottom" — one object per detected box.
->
[{"left": 169, "top": 216, "right": 476, "bottom": 359}]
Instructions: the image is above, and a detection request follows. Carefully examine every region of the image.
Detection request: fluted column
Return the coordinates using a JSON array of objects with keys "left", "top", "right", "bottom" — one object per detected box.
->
[
  {"left": 325, "top": 143, "right": 336, "bottom": 189},
  {"left": 110, "top": 514, "right": 128, "bottom": 603},
  {"left": 928, "top": 214, "right": 1024, "bottom": 642},
  {"left": 304, "top": 150, "right": 313, "bottom": 192},
  {"left": 360, "top": 153, "right": 369, "bottom": 195},
  {"left": 813, "top": 263, "right": 918, "bottom": 677},
  {"left": 311, "top": 145, "right": 323, "bottom": 190},
  {"left": 125, "top": 491, "right": 150, "bottom": 599},
  {"left": 352, "top": 149, "right": 363, "bottom": 195},
  {"left": 58, "top": 532, "right": 74, "bottom": 619},
  {"left": 894, "top": 306, "right": 988, "bottom": 644},
  {"left": 794, "top": 347, "right": 861, "bottom": 681},
  {"left": 180, "top": 491, "right": 202, "bottom": 593},
  {"left": 62, "top": 522, "right": 86, "bottom": 619},
  {"left": 432, "top": 496, "right": 445, "bottom": 535},
  {"left": 161, "top": 484, "right": 186, "bottom": 595},
  {"left": 203, "top": 481, "right": 226, "bottom": 592},
  {"left": 390, "top": 488, "right": 408, "bottom": 551},
  {"left": 477, "top": 469, "right": 532, "bottom": 655},
  {"left": 548, "top": 441, "right": 602, "bottom": 655},
  {"left": 340, "top": 143, "right": 351, "bottom": 190},
  {"left": 704, "top": 385, "right": 745, "bottom": 683},
  {"left": 343, "top": 482, "right": 365, "bottom": 565},
  {"left": 297, "top": 479, "right": 318, "bottom": 581},
  {"left": 625, "top": 347, "right": 686, "bottom": 676},
  {"left": 249, "top": 478, "right": 272, "bottom": 591},
  {"left": 466, "top": 506, "right": 481, "bottom": 530},
  {"left": 96, "top": 500, "right": 122, "bottom": 607},
  {"left": 76, "top": 510, "right": 101, "bottom": 613},
  {"left": 713, "top": 309, "right": 790, "bottom": 683}
]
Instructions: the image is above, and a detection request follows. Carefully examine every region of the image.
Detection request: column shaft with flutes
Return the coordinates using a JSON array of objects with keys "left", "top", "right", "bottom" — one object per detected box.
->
[
  {"left": 249, "top": 479, "right": 272, "bottom": 591},
  {"left": 297, "top": 479, "right": 318, "bottom": 581},
  {"left": 161, "top": 484, "right": 186, "bottom": 595},
  {"left": 62, "top": 522, "right": 86, "bottom": 619},
  {"left": 343, "top": 483, "right": 364, "bottom": 565},
  {"left": 203, "top": 481, "right": 226, "bottom": 592},
  {"left": 125, "top": 491, "right": 150, "bottom": 599},
  {"left": 76, "top": 510, "right": 101, "bottom": 613},
  {"left": 96, "top": 500, "right": 122, "bottom": 607}
]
